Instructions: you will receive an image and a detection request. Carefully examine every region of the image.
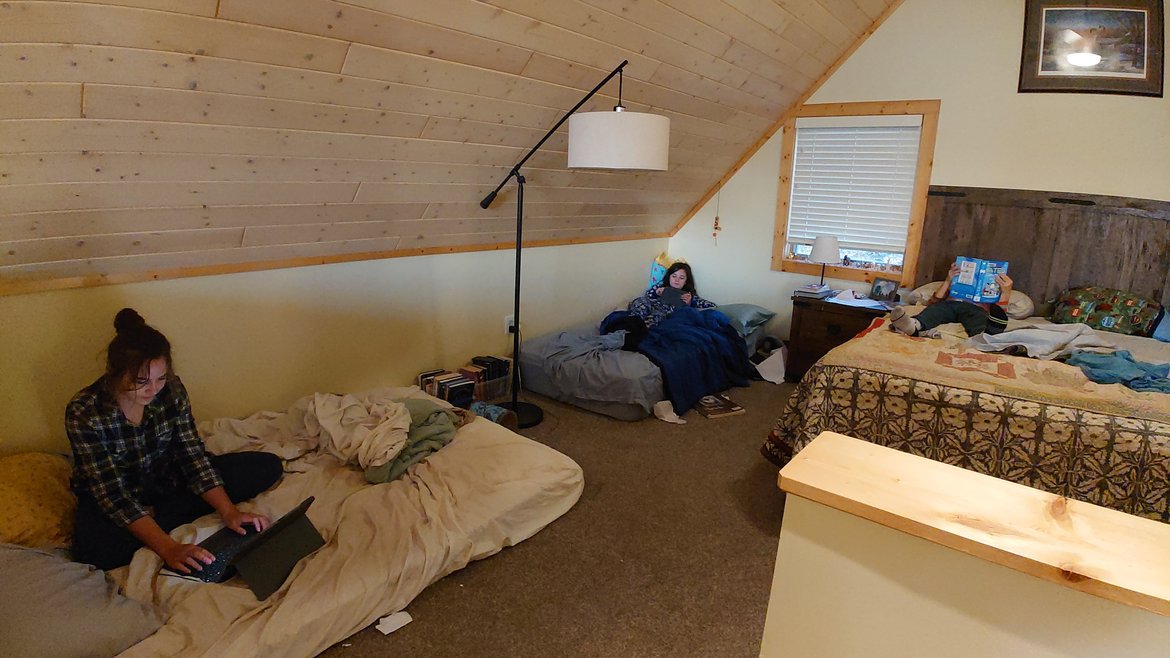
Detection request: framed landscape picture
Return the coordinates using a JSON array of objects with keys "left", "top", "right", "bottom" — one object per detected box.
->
[
  {"left": 1019, "top": 0, "right": 1164, "bottom": 97},
  {"left": 869, "top": 277, "right": 900, "bottom": 303}
]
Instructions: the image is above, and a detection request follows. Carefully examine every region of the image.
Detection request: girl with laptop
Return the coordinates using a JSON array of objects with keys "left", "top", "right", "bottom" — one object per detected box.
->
[{"left": 66, "top": 308, "right": 283, "bottom": 573}]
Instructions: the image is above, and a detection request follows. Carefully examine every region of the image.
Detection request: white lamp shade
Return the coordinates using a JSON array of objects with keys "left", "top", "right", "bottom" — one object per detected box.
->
[
  {"left": 567, "top": 111, "right": 670, "bottom": 170},
  {"left": 808, "top": 236, "right": 840, "bottom": 264}
]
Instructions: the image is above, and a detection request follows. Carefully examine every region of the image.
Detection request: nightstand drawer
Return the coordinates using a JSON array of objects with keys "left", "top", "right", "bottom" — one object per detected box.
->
[{"left": 786, "top": 296, "right": 887, "bottom": 382}]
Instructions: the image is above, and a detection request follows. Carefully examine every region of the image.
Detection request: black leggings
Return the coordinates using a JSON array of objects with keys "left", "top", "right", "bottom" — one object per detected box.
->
[
  {"left": 72, "top": 451, "right": 283, "bottom": 570},
  {"left": 915, "top": 300, "right": 1009, "bottom": 337}
]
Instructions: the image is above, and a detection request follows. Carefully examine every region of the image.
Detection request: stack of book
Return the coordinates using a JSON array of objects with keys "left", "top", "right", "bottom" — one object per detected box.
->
[
  {"left": 417, "top": 356, "right": 512, "bottom": 407},
  {"left": 417, "top": 369, "right": 475, "bottom": 408},
  {"left": 794, "top": 282, "right": 833, "bottom": 299}
]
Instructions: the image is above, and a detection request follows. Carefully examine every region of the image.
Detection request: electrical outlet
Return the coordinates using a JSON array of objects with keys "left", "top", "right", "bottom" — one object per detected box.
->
[{"left": 504, "top": 314, "right": 515, "bottom": 334}]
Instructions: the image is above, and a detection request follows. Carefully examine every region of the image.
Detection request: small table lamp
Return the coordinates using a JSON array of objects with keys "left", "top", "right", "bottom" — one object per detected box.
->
[{"left": 808, "top": 236, "right": 840, "bottom": 286}]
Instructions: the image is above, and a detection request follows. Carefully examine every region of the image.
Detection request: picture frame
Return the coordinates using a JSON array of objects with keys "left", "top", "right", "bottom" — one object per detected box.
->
[
  {"left": 1019, "top": 0, "right": 1164, "bottom": 97},
  {"left": 869, "top": 277, "right": 900, "bottom": 303}
]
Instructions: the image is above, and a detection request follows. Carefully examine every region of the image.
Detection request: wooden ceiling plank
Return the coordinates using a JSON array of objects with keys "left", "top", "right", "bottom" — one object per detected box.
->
[
  {"left": 56, "top": 0, "right": 219, "bottom": 15},
  {"left": 649, "top": 62, "right": 785, "bottom": 119},
  {"left": 0, "top": 46, "right": 590, "bottom": 133},
  {"left": 486, "top": 0, "right": 761, "bottom": 93},
  {"left": 0, "top": 119, "right": 546, "bottom": 166},
  {"left": 0, "top": 45, "right": 752, "bottom": 142},
  {"left": 811, "top": 0, "right": 878, "bottom": 33},
  {"left": 0, "top": 181, "right": 360, "bottom": 214},
  {"left": 83, "top": 84, "right": 429, "bottom": 138},
  {"left": 849, "top": 0, "right": 890, "bottom": 21},
  {"left": 1, "top": 227, "right": 245, "bottom": 266},
  {"left": 338, "top": 0, "right": 664, "bottom": 82},
  {"left": 0, "top": 151, "right": 716, "bottom": 192},
  {"left": 0, "top": 2, "right": 348, "bottom": 73},
  {"left": 766, "top": 0, "right": 855, "bottom": 46},
  {"left": 0, "top": 82, "right": 80, "bottom": 119},
  {"left": 239, "top": 213, "right": 671, "bottom": 247},
  {"left": 218, "top": 0, "right": 533, "bottom": 74},
  {"left": 343, "top": 44, "right": 592, "bottom": 112},
  {"left": 421, "top": 201, "right": 693, "bottom": 220},
  {"left": 579, "top": 0, "right": 734, "bottom": 57},
  {"left": 0, "top": 203, "right": 432, "bottom": 240},
  {"left": 355, "top": 182, "right": 696, "bottom": 205},
  {"left": 720, "top": 41, "right": 817, "bottom": 91},
  {"left": 343, "top": 43, "right": 741, "bottom": 126}
]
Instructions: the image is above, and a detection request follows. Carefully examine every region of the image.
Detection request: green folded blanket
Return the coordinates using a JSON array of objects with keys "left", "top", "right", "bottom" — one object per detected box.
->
[{"left": 363, "top": 398, "right": 461, "bottom": 484}]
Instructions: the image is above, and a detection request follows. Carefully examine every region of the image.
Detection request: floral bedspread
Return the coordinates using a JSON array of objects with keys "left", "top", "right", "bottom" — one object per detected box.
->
[{"left": 763, "top": 319, "right": 1170, "bottom": 522}]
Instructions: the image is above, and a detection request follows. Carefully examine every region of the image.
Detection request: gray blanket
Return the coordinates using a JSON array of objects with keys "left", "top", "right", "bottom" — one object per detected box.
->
[
  {"left": 967, "top": 323, "right": 1115, "bottom": 360},
  {"left": 534, "top": 329, "right": 662, "bottom": 413}
]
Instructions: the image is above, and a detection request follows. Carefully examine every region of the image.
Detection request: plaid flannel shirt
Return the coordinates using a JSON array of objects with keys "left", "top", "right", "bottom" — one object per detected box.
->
[{"left": 66, "top": 376, "right": 224, "bottom": 528}]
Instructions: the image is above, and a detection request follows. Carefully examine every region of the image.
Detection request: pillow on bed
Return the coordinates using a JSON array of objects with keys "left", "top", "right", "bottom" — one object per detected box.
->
[
  {"left": 908, "top": 282, "right": 1035, "bottom": 319},
  {"left": 715, "top": 304, "right": 776, "bottom": 336},
  {"left": 1051, "top": 287, "right": 1163, "bottom": 336},
  {"left": 0, "top": 453, "right": 75, "bottom": 548},
  {"left": 0, "top": 543, "right": 162, "bottom": 658},
  {"left": 1153, "top": 310, "right": 1170, "bottom": 343}
]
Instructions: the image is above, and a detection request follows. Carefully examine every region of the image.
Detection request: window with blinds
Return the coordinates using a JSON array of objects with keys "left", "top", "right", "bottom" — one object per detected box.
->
[{"left": 785, "top": 114, "right": 923, "bottom": 267}]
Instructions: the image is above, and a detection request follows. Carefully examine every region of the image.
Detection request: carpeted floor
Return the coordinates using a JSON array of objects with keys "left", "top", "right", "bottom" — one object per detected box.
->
[{"left": 319, "top": 380, "right": 794, "bottom": 658}]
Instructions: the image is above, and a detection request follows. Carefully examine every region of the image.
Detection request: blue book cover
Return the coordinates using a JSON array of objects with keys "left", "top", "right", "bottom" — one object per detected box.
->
[{"left": 950, "top": 257, "right": 1008, "bottom": 304}]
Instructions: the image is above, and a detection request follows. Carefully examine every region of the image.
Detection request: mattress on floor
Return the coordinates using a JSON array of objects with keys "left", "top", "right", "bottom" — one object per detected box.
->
[
  {"left": 116, "top": 386, "right": 584, "bottom": 657},
  {"left": 519, "top": 320, "right": 767, "bottom": 421},
  {"left": 520, "top": 321, "right": 662, "bottom": 421}
]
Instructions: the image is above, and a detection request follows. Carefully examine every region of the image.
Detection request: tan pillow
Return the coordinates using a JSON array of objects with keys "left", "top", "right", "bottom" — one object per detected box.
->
[
  {"left": 908, "top": 282, "right": 1035, "bottom": 319},
  {"left": 0, "top": 453, "right": 76, "bottom": 548}
]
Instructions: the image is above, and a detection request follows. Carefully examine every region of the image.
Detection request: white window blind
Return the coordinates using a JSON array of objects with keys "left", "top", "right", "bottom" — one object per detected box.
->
[{"left": 787, "top": 115, "right": 923, "bottom": 254}]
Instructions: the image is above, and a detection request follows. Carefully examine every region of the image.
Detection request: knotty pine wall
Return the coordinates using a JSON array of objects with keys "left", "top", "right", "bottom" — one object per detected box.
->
[{"left": 0, "top": 0, "right": 897, "bottom": 292}]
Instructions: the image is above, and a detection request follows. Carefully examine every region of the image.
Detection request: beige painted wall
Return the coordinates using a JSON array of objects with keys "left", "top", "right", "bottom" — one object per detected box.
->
[
  {"left": 761, "top": 496, "right": 1170, "bottom": 657},
  {"left": 670, "top": 0, "right": 1170, "bottom": 338},
  {"left": 0, "top": 238, "right": 664, "bottom": 454}
]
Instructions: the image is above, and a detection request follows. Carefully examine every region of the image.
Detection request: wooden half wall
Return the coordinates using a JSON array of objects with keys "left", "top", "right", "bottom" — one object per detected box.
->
[{"left": 917, "top": 186, "right": 1170, "bottom": 307}]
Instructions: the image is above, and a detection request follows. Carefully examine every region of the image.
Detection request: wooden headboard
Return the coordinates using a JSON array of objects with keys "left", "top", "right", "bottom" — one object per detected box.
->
[{"left": 917, "top": 187, "right": 1170, "bottom": 307}]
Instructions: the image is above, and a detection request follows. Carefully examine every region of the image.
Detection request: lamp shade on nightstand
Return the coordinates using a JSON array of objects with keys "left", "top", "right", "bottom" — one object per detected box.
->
[
  {"left": 809, "top": 236, "right": 840, "bottom": 264},
  {"left": 808, "top": 236, "right": 840, "bottom": 286}
]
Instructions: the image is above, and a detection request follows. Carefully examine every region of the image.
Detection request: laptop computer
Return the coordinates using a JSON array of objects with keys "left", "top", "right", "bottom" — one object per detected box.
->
[
  {"left": 166, "top": 496, "right": 324, "bottom": 599},
  {"left": 659, "top": 286, "right": 687, "bottom": 307}
]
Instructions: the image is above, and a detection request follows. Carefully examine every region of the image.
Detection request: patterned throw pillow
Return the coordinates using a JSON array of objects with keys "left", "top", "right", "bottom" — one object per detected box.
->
[
  {"left": 1051, "top": 287, "right": 1163, "bottom": 336},
  {"left": 0, "top": 453, "right": 76, "bottom": 548}
]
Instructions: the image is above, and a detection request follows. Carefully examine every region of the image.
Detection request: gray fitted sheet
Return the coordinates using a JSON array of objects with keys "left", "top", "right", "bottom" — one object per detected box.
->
[
  {"left": 519, "top": 320, "right": 768, "bottom": 421},
  {"left": 519, "top": 322, "right": 662, "bottom": 421}
]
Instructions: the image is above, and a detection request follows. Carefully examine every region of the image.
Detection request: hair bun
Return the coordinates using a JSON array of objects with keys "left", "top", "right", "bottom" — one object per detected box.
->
[{"left": 113, "top": 308, "right": 147, "bottom": 334}]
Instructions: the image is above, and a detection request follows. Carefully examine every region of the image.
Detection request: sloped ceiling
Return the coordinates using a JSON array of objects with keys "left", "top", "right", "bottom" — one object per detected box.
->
[{"left": 0, "top": 0, "right": 899, "bottom": 294}]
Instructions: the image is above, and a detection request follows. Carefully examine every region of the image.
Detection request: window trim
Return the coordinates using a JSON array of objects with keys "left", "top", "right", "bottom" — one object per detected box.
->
[{"left": 771, "top": 99, "right": 941, "bottom": 285}]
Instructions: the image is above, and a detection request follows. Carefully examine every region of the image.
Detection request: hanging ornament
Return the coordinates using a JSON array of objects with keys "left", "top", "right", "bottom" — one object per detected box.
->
[{"left": 712, "top": 188, "right": 723, "bottom": 245}]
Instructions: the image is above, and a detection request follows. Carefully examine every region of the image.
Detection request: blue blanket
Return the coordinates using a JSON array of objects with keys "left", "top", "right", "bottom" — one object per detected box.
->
[
  {"left": 637, "top": 308, "right": 758, "bottom": 413},
  {"left": 1065, "top": 350, "right": 1170, "bottom": 393}
]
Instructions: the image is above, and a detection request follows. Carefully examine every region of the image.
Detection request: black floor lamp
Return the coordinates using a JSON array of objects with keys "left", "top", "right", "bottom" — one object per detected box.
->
[{"left": 479, "top": 59, "right": 670, "bottom": 429}]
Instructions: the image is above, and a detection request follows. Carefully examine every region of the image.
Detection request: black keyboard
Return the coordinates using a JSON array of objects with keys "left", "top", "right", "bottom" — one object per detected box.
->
[{"left": 168, "top": 523, "right": 259, "bottom": 582}]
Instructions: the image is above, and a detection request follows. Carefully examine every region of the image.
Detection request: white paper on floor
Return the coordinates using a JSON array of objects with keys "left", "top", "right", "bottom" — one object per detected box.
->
[
  {"left": 755, "top": 348, "right": 787, "bottom": 384},
  {"left": 376, "top": 611, "right": 413, "bottom": 635}
]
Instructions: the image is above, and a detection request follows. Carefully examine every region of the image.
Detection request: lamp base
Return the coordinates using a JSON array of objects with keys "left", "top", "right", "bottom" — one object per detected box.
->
[{"left": 498, "top": 400, "right": 544, "bottom": 429}]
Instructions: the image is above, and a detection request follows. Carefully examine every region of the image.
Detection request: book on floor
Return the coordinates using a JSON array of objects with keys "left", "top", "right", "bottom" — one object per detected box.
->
[
  {"left": 694, "top": 393, "right": 745, "bottom": 418},
  {"left": 950, "top": 257, "right": 1009, "bottom": 304}
]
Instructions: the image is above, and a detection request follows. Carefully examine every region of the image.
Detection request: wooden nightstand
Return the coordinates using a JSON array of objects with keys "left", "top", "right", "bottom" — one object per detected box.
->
[{"left": 785, "top": 296, "right": 888, "bottom": 382}]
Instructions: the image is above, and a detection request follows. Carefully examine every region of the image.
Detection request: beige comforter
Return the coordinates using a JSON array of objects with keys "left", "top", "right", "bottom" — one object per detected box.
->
[
  {"left": 116, "top": 387, "right": 584, "bottom": 657},
  {"left": 822, "top": 316, "right": 1170, "bottom": 423}
]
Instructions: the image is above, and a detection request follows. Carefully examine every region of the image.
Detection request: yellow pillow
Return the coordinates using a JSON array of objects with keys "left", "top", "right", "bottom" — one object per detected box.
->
[{"left": 0, "top": 453, "right": 76, "bottom": 548}]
